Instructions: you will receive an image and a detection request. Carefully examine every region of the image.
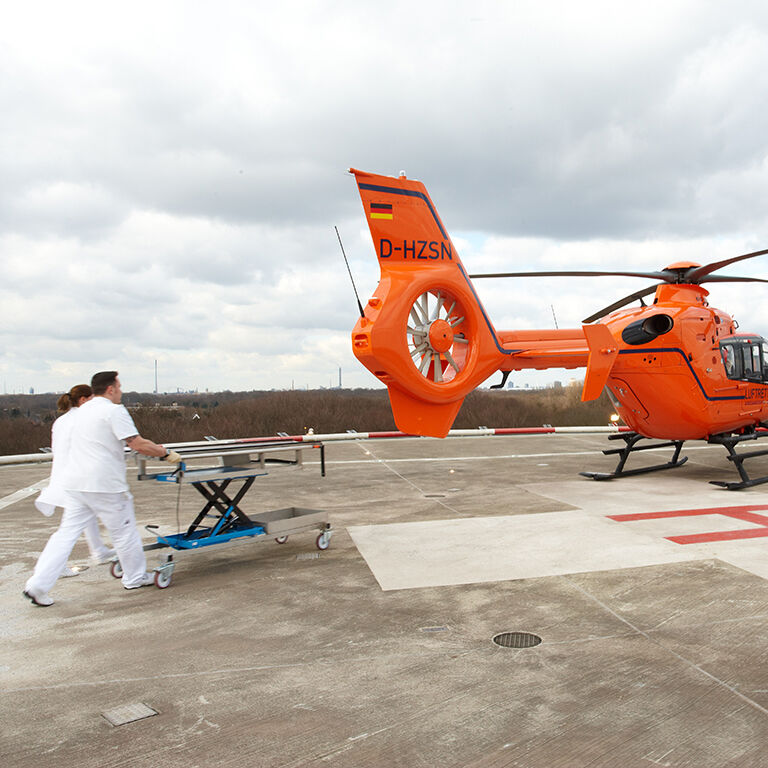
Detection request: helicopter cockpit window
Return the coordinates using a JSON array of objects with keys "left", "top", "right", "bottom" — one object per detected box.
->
[
  {"left": 721, "top": 339, "right": 767, "bottom": 382},
  {"left": 721, "top": 344, "right": 736, "bottom": 377}
]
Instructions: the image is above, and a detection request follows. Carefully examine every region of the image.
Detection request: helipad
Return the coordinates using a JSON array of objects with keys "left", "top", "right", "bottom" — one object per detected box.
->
[{"left": 3, "top": 432, "right": 768, "bottom": 767}]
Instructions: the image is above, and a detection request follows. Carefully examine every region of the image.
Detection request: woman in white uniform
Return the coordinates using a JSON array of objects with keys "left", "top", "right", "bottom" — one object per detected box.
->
[{"left": 34, "top": 385, "right": 115, "bottom": 572}]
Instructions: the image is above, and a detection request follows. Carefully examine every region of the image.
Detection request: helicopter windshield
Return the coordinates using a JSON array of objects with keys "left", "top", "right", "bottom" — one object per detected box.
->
[{"left": 720, "top": 338, "right": 768, "bottom": 383}]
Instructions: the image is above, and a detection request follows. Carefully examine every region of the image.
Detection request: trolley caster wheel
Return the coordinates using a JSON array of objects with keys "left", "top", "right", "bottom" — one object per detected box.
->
[
  {"left": 154, "top": 569, "right": 173, "bottom": 589},
  {"left": 110, "top": 560, "right": 123, "bottom": 579},
  {"left": 316, "top": 532, "right": 331, "bottom": 551},
  {"left": 275, "top": 535, "right": 288, "bottom": 544}
]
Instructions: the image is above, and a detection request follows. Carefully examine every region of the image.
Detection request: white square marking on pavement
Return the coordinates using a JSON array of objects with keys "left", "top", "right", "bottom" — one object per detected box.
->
[{"left": 347, "top": 511, "right": 703, "bottom": 591}]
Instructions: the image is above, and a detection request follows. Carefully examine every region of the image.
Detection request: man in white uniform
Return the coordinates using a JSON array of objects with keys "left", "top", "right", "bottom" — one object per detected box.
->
[{"left": 24, "top": 371, "right": 181, "bottom": 606}]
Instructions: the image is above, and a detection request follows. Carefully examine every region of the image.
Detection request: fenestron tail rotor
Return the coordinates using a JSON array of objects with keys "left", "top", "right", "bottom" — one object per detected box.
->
[{"left": 407, "top": 289, "right": 470, "bottom": 384}]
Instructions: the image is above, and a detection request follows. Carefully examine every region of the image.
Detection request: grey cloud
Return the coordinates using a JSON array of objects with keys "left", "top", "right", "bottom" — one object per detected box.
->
[{"left": 4, "top": 1, "right": 768, "bottom": 394}]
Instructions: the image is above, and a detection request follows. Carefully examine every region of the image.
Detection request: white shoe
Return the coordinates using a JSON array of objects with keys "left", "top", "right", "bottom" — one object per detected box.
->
[
  {"left": 60, "top": 566, "right": 82, "bottom": 578},
  {"left": 91, "top": 548, "right": 116, "bottom": 565},
  {"left": 123, "top": 572, "right": 155, "bottom": 590},
  {"left": 23, "top": 587, "right": 54, "bottom": 607}
]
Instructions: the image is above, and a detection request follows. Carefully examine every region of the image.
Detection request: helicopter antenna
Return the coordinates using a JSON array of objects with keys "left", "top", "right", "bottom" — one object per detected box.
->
[
  {"left": 550, "top": 304, "right": 559, "bottom": 329},
  {"left": 335, "top": 226, "right": 365, "bottom": 318}
]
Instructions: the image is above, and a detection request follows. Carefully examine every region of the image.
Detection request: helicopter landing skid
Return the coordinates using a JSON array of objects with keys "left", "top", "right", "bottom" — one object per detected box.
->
[
  {"left": 580, "top": 431, "right": 687, "bottom": 481},
  {"left": 708, "top": 431, "right": 768, "bottom": 490}
]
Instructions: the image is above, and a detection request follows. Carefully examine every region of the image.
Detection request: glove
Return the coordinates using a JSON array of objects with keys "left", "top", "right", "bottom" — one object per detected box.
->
[{"left": 162, "top": 450, "right": 182, "bottom": 463}]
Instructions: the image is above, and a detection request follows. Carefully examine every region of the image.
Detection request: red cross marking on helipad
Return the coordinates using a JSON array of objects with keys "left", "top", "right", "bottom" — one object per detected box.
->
[{"left": 607, "top": 505, "right": 768, "bottom": 545}]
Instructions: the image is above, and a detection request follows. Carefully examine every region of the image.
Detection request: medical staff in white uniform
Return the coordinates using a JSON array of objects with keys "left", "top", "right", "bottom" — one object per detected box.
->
[
  {"left": 24, "top": 371, "right": 181, "bottom": 607},
  {"left": 34, "top": 384, "right": 115, "bottom": 573}
]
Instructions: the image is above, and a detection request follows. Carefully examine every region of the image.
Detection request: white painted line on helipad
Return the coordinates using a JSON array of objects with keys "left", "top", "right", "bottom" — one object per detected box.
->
[
  {"left": 0, "top": 478, "right": 48, "bottom": 510},
  {"left": 309, "top": 444, "right": 719, "bottom": 466}
]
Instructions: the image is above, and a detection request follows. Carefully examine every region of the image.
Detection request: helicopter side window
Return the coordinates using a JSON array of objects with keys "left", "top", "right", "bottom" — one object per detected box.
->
[
  {"left": 763, "top": 342, "right": 768, "bottom": 380},
  {"left": 745, "top": 343, "right": 765, "bottom": 382},
  {"left": 742, "top": 346, "right": 755, "bottom": 379}
]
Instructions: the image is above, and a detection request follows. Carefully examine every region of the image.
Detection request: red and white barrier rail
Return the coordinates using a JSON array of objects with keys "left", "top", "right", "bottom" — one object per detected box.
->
[
  {"left": 234, "top": 425, "right": 631, "bottom": 442},
  {"left": 0, "top": 425, "right": 630, "bottom": 467}
]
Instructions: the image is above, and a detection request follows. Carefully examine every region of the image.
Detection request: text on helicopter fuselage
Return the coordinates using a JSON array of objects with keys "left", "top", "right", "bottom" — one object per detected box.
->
[{"left": 379, "top": 239, "right": 453, "bottom": 260}]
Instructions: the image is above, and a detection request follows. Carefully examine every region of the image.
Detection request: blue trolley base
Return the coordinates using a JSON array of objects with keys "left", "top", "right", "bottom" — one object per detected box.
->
[{"left": 155, "top": 523, "right": 267, "bottom": 550}]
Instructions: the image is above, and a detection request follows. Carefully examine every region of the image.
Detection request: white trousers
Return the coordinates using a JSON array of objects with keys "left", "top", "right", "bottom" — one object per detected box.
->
[
  {"left": 79, "top": 517, "right": 112, "bottom": 559},
  {"left": 26, "top": 491, "right": 147, "bottom": 593},
  {"left": 36, "top": 495, "right": 112, "bottom": 559}
]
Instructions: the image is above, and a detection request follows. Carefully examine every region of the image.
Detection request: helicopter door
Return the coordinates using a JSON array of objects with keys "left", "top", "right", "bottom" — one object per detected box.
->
[{"left": 742, "top": 345, "right": 757, "bottom": 380}]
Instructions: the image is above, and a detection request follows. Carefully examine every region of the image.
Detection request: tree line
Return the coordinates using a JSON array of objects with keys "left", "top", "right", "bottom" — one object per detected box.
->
[{"left": 0, "top": 385, "right": 615, "bottom": 455}]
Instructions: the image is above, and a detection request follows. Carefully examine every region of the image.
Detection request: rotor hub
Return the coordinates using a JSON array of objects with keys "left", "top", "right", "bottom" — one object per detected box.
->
[
  {"left": 428, "top": 319, "right": 454, "bottom": 353},
  {"left": 663, "top": 261, "right": 701, "bottom": 270}
]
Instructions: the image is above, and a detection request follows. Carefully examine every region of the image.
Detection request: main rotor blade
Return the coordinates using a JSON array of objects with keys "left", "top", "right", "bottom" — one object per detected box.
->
[
  {"left": 698, "top": 275, "right": 768, "bottom": 285},
  {"left": 582, "top": 285, "right": 659, "bottom": 324},
  {"left": 468, "top": 269, "right": 673, "bottom": 281},
  {"left": 686, "top": 247, "right": 768, "bottom": 282}
]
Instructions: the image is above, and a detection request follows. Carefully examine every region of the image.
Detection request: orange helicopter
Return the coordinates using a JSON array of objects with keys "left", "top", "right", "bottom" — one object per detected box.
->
[{"left": 348, "top": 168, "right": 768, "bottom": 489}]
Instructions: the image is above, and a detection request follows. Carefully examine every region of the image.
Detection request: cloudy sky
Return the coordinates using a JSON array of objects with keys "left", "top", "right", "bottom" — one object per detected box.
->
[{"left": 3, "top": 0, "right": 768, "bottom": 394}]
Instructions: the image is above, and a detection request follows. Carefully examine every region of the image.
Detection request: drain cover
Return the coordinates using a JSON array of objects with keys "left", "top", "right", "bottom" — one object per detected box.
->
[
  {"left": 492, "top": 632, "right": 542, "bottom": 649},
  {"left": 101, "top": 702, "right": 158, "bottom": 726}
]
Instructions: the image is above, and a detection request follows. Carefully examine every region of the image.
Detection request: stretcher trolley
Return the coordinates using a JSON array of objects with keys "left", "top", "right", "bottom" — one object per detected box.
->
[{"left": 111, "top": 440, "right": 330, "bottom": 588}]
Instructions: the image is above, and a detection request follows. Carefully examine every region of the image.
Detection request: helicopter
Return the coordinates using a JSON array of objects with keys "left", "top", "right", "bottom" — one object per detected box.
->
[{"left": 348, "top": 167, "right": 768, "bottom": 490}]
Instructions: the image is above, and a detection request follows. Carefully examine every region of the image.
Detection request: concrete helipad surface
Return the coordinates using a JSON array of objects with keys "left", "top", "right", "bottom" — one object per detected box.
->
[{"left": 4, "top": 433, "right": 768, "bottom": 767}]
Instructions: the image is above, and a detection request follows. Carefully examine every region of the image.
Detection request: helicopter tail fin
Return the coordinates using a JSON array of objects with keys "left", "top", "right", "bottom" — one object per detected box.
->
[
  {"left": 581, "top": 323, "right": 619, "bottom": 401},
  {"left": 349, "top": 168, "right": 507, "bottom": 437}
]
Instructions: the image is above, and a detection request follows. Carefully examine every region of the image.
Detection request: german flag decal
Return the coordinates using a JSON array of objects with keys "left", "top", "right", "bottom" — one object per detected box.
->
[{"left": 370, "top": 202, "right": 393, "bottom": 220}]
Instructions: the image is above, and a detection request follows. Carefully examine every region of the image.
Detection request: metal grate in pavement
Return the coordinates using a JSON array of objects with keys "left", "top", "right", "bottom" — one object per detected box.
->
[{"left": 101, "top": 702, "right": 158, "bottom": 727}]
